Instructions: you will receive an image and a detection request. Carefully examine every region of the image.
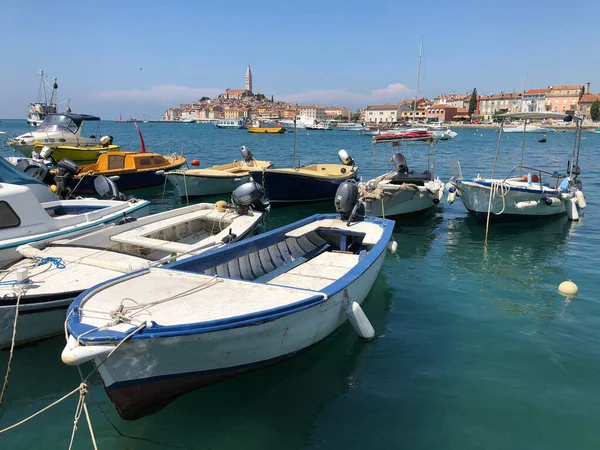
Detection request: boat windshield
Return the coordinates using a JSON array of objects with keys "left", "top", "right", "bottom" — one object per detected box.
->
[{"left": 37, "top": 115, "right": 79, "bottom": 134}]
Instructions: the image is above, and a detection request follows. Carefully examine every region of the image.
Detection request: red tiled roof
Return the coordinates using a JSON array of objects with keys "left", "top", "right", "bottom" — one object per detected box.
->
[
  {"left": 429, "top": 104, "right": 457, "bottom": 109},
  {"left": 579, "top": 94, "right": 600, "bottom": 103},
  {"left": 524, "top": 88, "right": 549, "bottom": 94}
]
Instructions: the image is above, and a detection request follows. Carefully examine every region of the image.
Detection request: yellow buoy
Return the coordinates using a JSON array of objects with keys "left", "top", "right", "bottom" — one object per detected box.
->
[
  {"left": 214, "top": 200, "right": 227, "bottom": 212},
  {"left": 50, "top": 185, "right": 58, "bottom": 193},
  {"left": 33, "top": 141, "right": 42, "bottom": 147},
  {"left": 558, "top": 280, "right": 578, "bottom": 296}
]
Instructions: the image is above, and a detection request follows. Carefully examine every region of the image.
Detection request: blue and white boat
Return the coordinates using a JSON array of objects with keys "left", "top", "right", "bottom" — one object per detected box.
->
[
  {"left": 215, "top": 119, "right": 244, "bottom": 129},
  {"left": 0, "top": 180, "right": 150, "bottom": 267},
  {"left": 62, "top": 183, "right": 395, "bottom": 420},
  {"left": 448, "top": 112, "right": 586, "bottom": 223}
]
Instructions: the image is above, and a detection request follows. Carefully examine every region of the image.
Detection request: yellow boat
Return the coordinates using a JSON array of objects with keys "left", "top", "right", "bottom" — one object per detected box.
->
[
  {"left": 67, "top": 151, "right": 186, "bottom": 194},
  {"left": 247, "top": 126, "right": 286, "bottom": 134},
  {"left": 34, "top": 141, "right": 121, "bottom": 162}
]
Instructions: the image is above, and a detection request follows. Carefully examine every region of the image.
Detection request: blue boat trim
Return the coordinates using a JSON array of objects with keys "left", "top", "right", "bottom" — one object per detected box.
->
[
  {"left": 458, "top": 179, "right": 560, "bottom": 195},
  {"left": 0, "top": 200, "right": 150, "bottom": 251},
  {"left": 66, "top": 213, "right": 394, "bottom": 343}
]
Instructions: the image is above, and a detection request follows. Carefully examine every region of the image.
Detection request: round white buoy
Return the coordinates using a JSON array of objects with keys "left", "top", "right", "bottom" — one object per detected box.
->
[
  {"left": 347, "top": 301, "right": 375, "bottom": 340},
  {"left": 558, "top": 280, "right": 578, "bottom": 296},
  {"left": 566, "top": 197, "right": 579, "bottom": 220}
]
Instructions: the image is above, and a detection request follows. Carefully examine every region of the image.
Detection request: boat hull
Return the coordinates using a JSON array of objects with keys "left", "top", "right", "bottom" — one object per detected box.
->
[
  {"left": 454, "top": 180, "right": 568, "bottom": 224},
  {"left": 251, "top": 170, "right": 357, "bottom": 204},
  {"left": 68, "top": 165, "right": 185, "bottom": 194},
  {"left": 365, "top": 181, "right": 443, "bottom": 218},
  {"left": 247, "top": 127, "right": 285, "bottom": 134},
  {"left": 166, "top": 172, "right": 252, "bottom": 197},
  {"left": 0, "top": 201, "right": 150, "bottom": 268},
  {"left": 95, "top": 247, "right": 386, "bottom": 419}
]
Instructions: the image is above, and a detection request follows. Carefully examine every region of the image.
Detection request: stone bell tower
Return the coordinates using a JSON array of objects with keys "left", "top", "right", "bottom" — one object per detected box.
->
[{"left": 245, "top": 64, "right": 252, "bottom": 94}]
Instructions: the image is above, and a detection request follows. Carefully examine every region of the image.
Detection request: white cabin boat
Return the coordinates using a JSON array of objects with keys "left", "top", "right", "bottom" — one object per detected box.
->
[
  {"left": 6, "top": 113, "right": 103, "bottom": 156},
  {"left": 0, "top": 196, "right": 264, "bottom": 349},
  {"left": 338, "top": 123, "right": 370, "bottom": 132},
  {"left": 360, "top": 134, "right": 444, "bottom": 218},
  {"left": 448, "top": 112, "right": 585, "bottom": 223},
  {"left": 26, "top": 70, "right": 58, "bottom": 127},
  {"left": 501, "top": 123, "right": 554, "bottom": 133},
  {"left": 62, "top": 188, "right": 395, "bottom": 420},
  {"left": 215, "top": 119, "right": 244, "bottom": 129},
  {"left": 0, "top": 182, "right": 150, "bottom": 268}
]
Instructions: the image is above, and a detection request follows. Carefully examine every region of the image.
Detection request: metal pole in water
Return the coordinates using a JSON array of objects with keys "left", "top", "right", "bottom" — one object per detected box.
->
[
  {"left": 293, "top": 112, "right": 297, "bottom": 170},
  {"left": 519, "top": 119, "right": 527, "bottom": 177}
]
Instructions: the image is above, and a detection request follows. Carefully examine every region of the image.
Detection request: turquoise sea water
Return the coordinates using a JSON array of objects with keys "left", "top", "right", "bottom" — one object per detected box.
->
[{"left": 1, "top": 120, "right": 599, "bottom": 449}]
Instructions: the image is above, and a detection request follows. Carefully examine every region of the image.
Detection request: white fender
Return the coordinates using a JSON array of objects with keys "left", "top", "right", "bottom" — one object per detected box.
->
[
  {"left": 566, "top": 197, "right": 579, "bottom": 221},
  {"left": 61, "top": 336, "right": 116, "bottom": 366},
  {"left": 515, "top": 200, "right": 538, "bottom": 209},
  {"left": 576, "top": 190, "right": 586, "bottom": 209},
  {"left": 447, "top": 186, "right": 457, "bottom": 204},
  {"left": 387, "top": 239, "right": 398, "bottom": 254},
  {"left": 544, "top": 197, "right": 562, "bottom": 207},
  {"left": 436, "top": 187, "right": 444, "bottom": 202},
  {"left": 346, "top": 301, "right": 375, "bottom": 340}
]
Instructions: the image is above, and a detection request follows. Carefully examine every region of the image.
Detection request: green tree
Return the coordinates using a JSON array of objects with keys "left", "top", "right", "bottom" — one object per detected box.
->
[
  {"left": 468, "top": 88, "right": 478, "bottom": 117},
  {"left": 199, "top": 96, "right": 210, "bottom": 101},
  {"left": 351, "top": 112, "right": 361, "bottom": 121},
  {"left": 254, "top": 93, "right": 266, "bottom": 101},
  {"left": 590, "top": 99, "right": 600, "bottom": 121}
]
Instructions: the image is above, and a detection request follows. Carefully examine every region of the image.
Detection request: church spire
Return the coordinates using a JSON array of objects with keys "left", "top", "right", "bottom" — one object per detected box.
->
[{"left": 245, "top": 64, "right": 252, "bottom": 94}]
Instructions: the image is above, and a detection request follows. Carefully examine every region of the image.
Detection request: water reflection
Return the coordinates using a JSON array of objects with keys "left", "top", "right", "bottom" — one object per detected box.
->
[{"left": 392, "top": 210, "right": 445, "bottom": 260}]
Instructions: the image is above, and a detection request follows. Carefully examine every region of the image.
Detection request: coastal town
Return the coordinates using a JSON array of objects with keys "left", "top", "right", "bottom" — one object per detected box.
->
[{"left": 161, "top": 65, "right": 600, "bottom": 126}]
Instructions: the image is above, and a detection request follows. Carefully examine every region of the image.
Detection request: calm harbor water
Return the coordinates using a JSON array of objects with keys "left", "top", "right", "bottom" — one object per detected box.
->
[{"left": 1, "top": 120, "right": 600, "bottom": 449}]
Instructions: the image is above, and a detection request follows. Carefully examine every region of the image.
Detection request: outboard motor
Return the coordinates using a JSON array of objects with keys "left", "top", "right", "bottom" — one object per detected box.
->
[
  {"left": 391, "top": 152, "right": 409, "bottom": 174},
  {"left": 231, "top": 181, "right": 270, "bottom": 214},
  {"left": 240, "top": 145, "right": 255, "bottom": 163},
  {"left": 335, "top": 180, "right": 363, "bottom": 225},
  {"left": 53, "top": 158, "right": 79, "bottom": 198},
  {"left": 100, "top": 135, "right": 114, "bottom": 146},
  {"left": 338, "top": 149, "right": 355, "bottom": 167},
  {"left": 16, "top": 159, "right": 51, "bottom": 184},
  {"left": 94, "top": 175, "right": 127, "bottom": 200}
]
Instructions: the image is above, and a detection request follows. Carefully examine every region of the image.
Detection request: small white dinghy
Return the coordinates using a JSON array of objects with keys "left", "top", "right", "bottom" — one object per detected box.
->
[
  {"left": 0, "top": 177, "right": 150, "bottom": 268},
  {"left": 0, "top": 182, "right": 268, "bottom": 349},
  {"left": 62, "top": 181, "right": 395, "bottom": 420},
  {"left": 359, "top": 134, "right": 444, "bottom": 218}
]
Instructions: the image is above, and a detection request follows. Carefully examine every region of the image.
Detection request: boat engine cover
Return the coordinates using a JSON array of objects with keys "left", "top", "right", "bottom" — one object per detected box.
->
[
  {"left": 392, "top": 153, "right": 408, "bottom": 173},
  {"left": 240, "top": 146, "right": 255, "bottom": 163},
  {"left": 335, "top": 180, "right": 359, "bottom": 217},
  {"left": 56, "top": 159, "right": 79, "bottom": 178},
  {"left": 232, "top": 181, "right": 270, "bottom": 212},
  {"left": 94, "top": 175, "right": 123, "bottom": 200}
]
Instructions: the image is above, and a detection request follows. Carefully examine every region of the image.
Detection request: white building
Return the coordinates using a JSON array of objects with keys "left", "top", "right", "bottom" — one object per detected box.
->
[
  {"left": 298, "top": 105, "right": 326, "bottom": 121},
  {"left": 521, "top": 88, "right": 549, "bottom": 112},
  {"left": 365, "top": 104, "right": 399, "bottom": 123}
]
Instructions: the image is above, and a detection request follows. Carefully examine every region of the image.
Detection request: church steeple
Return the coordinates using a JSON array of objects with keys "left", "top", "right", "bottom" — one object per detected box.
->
[{"left": 245, "top": 64, "right": 252, "bottom": 94}]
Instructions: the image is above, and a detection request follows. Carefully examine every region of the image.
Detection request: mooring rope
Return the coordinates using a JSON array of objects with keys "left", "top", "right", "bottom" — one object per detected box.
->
[{"left": 0, "top": 287, "right": 25, "bottom": 404}]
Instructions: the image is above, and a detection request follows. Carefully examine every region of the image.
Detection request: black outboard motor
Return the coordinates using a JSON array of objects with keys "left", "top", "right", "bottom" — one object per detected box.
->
[
  {"left": 16, "top": 159, "right": 53, "bottom": 185},
  {"left": 391, "top": 152, "right": 409, "bottom": 174},
  {"left": 54, "top": 159, "right": 79, "bottom": 198},
  {"left": 94, "top": 175, "right": 127, "bottom": 200},
  {"left": 335, "top": 180, "right": 363, "bottom": 225},
  {"left": 231, "top": 181, "right": 270, "bottom": 214},
  {"left": 240, "top": 145, "right": 255, "bottom": 163}
]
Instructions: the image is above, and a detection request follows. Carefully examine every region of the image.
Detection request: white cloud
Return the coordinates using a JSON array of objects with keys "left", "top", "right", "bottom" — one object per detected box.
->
[
  {"left": 94, "top": 85, "right": 223, "bottom": 102},
  {"left": 279, "top": 83, "right": 414, "bottom": 108}
]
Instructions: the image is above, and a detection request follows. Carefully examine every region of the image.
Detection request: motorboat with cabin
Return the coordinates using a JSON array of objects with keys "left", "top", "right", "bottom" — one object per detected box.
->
[
  {"left": 447, "top": 112, "right": 586, "bottom": 223},
  {"left": 215, "top": 119, "right": 245, "bottom": 129},
  {"left": 6, "top": 113, "right": 103, "bottom": 156},
  {"left": 0, "top": 182, "right": 267, "bottom": 349},
  {"left": 338, "top": 123, "right": 370, "bottom": 132},
  {"left": 247, "top": 120, "right": 286, "bottom": 134},
  {"left": 502, "top": 123, "right": 554, "bottom": 133},
  {"left": 165, "top": 146, "right": 273, "bottom": 198},
  {"left": 359, "top": 133, "right": 444, "bottom": 218},
  {"left": 306, "top": 121, "right": 333, "bottom": 131},
  {"left": 61, "top": 181, "right": 395, "bottom": 420},
  {"left": 0, "top": 176, "right": 150, "bottom": 268}
]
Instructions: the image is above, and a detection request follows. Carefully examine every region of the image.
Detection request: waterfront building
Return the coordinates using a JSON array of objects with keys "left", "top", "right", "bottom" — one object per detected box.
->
[
  {"left": 478, "top": 92, "right": 522, "bottom": 121},
  {"left": 577, "top": 93, "right": 600, "bottom": 119},
  {"left": 365, "top": 104, "right": 400, "bottom": 123},
  {"left": 521, "top": 88, "right": 549, "bottom": 112},
  {"left": 428, "top": 104, "right": 459, "bottom": 122},
  {"left": 208, "top": 106, "right": 223, "bottom": 120},
  {"left": 399, "top": 98, "right": 430, "bottom": 121},
  {"left": 298, "top": 105, "right": 326, "bottom": 121},
  {"left": 325, "top": 106, "right": 351, "bottom": 120},
  {"left": 545, "top": 85, "right": 584, "bottom": 113},
  {"left": 163, "top": 107, "right": 181, "bottom": 121}
]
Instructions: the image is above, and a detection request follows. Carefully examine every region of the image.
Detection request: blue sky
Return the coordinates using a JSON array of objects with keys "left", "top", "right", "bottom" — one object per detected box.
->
[{"left": 1, "top": 0, "right": 599, "bottom": 119}]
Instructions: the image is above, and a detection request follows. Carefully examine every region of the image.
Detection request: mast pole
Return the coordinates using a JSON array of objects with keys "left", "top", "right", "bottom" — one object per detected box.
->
[
  {"left": 413, "top": 38, "right": 423, "bottom": 124},
  {"left": 293, "top": 108, "right": 297, "bottom": 170},
  {"left": 519, "top": 119, "right": 527, "bottom": 177},
  {"left": 40, "top": 70, "right": 48, "bottom": 105}
]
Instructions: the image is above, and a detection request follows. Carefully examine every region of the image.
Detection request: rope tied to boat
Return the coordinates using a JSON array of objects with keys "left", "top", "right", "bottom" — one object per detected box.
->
[
  {"left": 33, "top": 256, "right": 66, "bottom": 269},
  {"left": 0, "top": 285, "right": 27, "bottom": 405}
]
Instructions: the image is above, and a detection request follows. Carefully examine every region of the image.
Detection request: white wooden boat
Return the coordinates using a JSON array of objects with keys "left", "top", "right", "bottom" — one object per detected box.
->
[
  {"left": 0, "top": 191, "right": 265, "bottom": 349},
  {"left": 165, "top": 147, "right": 273, "bottom": 197},
  {"left": 6, "top": 113, "right": 102, "bottom": 156},
  {"left": 0, "top": 181, "right": 150, "bottom": 268},
  {"left": 62, "top": 186, "right": 395, "bottom": 420},
  {"left": 360, "top": 135, "right": 444, "bottom": 218},
  {"left": 448, "top": 112, "right": 586, "bottom": 223}
]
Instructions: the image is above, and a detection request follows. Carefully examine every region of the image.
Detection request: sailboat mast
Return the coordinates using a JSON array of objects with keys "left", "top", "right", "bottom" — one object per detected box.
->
[
  {"left": 412, "top": 38, "right": 423, "bottom": 123},
  {"left": 50, "top": 78, "right": 58, "bottom": 105},
  {"left": 40, "top": 70, "right": 48, "bottom": 105}
]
